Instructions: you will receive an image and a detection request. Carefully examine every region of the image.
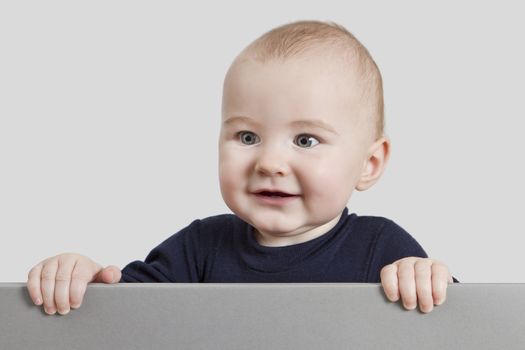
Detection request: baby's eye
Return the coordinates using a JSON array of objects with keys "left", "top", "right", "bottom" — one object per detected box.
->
[
  {"left": 294, "top": 134, "right": 320, "bottom": 148},
  {"left": 238, "top": 131, "right": 260, "bottom": 145}
]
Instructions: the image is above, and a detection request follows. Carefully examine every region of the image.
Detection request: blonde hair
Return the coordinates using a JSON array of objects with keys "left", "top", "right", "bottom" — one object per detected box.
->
[{"left": 237, "top": 20, "right": 384, "bottom": 140}]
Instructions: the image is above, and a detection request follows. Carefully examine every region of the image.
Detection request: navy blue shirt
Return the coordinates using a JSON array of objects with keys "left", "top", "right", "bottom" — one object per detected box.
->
[{"left": 120, "top": 207, "right": 450, "bottom": 283}]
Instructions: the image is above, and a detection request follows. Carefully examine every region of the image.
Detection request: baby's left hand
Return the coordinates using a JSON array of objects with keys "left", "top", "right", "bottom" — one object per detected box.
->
[{"left": 380, "top": 257, "right": 453, "bottom": 313}]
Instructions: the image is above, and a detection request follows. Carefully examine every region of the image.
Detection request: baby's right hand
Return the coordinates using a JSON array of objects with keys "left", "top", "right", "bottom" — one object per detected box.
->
[{"left": 27, "top": 253, "right": 121, "bottom": 315}]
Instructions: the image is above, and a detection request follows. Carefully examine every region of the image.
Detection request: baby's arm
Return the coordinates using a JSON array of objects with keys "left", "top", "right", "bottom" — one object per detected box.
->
[
  {"left": 380, "top": 257, "right": 453, "bottom": 313},
  {"left": 26, "top": 253, "right": 121, "bottom": 315}
]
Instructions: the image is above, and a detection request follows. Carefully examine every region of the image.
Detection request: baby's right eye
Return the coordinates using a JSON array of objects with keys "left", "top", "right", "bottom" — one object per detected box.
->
[{"left": 238, "top": 131, "right": 260, "bottom": 145}]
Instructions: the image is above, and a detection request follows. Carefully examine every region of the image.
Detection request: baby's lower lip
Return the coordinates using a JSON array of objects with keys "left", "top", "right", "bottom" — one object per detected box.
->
[{"left": 252, "top": 193, "right": 300, "bottom": 205}]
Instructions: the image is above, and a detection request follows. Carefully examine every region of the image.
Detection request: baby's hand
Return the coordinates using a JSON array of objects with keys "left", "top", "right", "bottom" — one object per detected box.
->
[
  {"left": 27, "top": 253, "right": 121, "bottom": 315},
  {"left": 380, "top": 257, "right": 452, "bottom": 313}
]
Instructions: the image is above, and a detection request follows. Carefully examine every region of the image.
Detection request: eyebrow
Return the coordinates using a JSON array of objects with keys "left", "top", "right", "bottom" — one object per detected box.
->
[{"left": 223, "top": 116, "right": 339, "bottom": 135}]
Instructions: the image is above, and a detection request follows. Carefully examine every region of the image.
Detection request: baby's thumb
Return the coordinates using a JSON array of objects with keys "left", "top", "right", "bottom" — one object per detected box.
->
[{"left": 93, "top": 265, "right": 121, "bottom": 284}]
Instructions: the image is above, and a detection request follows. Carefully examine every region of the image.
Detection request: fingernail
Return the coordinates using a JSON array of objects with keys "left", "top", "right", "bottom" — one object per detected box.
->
[
  {"left": 404, "top": 303, "right": 416, "bottom": 310},
  {"left": 58, "top": 308, "right": 70, "bottom": 315},
  {"left": 35, "top": 297, "right": 42, "bottom": 305},
  {"left": 45, "top": 307, "right": 56, "bottom": 315},
  {"left": 71, "top": 302, "right": 81, "bottom": 309},
  {"left": 422, "top": 304, "right": 434, "bottom": 313}
]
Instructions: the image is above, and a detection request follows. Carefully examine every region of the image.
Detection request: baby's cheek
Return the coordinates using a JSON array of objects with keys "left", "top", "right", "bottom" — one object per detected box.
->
[
  {"left": 219, "top": 160, "right": 237, "bottom": 194},
  {"left": 219, "top": 167, "right": 236, "bottom": 190},
  {"left": 296, "top": 168, "right": 324, "bottom": 203},
  {"left": 302, "top": 163, "right": 352, "bottom": 208},
  {"left": 304, "top": 163, "right": 337, "bottom": 193},
  {"left": 219, "top": 180, "right": 241, "bottom": 216}
]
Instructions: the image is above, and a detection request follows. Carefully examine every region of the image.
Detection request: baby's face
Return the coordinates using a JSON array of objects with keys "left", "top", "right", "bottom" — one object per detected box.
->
[{"left": 219, "top": 53, "right": 375, "bottom": 246}]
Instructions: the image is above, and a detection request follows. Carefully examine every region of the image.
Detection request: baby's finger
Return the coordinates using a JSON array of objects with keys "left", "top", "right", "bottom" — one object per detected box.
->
[
  {"left": 40, "top": 259, "right": 59, "bottom": 315},
  {"left": 69, "top": 261, "right": 98, "bottom": 309},
  {"left": 54, "top": 257, "right": 77, "bottom": 315},
  {"left": 27, "top": 263, "right": 44, "bottom": 305},
  {"left": 431, "top": 263, "right": 450, "bottom": 305},
  {"left": 380, "top": 264, "right": 399, "bottom": 301},
  {"left": 397, "top": 259, "right": 417, "bottom": 310},
  {"left": 414, "top": 259, "right": 433, "bottom": 313},
  {"left": 100, "top": 265, "right": 122, "bottom": 284}
]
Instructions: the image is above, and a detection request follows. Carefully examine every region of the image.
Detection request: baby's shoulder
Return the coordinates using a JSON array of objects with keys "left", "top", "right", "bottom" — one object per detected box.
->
[
  {"left": 349, "top": 213, "right": 414, "bottom": 241},
  {"left": 351, "top": 213, "right": 425, "bottom": 253},
  {"left": 196, "top": 212, "right": 241, "bottom": 231},
  {"left": 183, "top": 212, "right": 244, "bottom": 240},
  {"left": 157, "top": 213, "right": 240, "bottom": 250},
  {"left": 350, "top": 213, "right": 398, "bottom": 232}
]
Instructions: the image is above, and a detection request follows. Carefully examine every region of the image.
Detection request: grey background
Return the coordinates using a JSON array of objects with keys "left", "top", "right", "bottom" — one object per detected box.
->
[{"left": 1, "top": 1, "right": 523, "bottom": 282}]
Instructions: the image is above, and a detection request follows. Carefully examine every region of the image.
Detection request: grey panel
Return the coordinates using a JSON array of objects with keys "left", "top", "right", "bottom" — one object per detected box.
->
[{"left": 1, "top": 283, "right": 524, "bottom": 349}]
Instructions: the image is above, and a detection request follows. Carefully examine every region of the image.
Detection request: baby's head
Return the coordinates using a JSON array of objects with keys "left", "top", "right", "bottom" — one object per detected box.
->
[{"left": 218, "top": 20, "right": 390, "bottom": 246}]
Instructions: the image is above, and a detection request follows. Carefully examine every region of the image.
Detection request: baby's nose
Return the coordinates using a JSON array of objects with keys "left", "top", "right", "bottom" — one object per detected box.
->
[{"left": 254, "top": 147, "right": 290, "bottom": 176}]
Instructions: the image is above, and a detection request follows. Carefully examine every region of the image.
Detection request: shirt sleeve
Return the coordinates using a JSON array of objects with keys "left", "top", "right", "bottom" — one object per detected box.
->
[
  {"left": 366, "top": 219, "right": 428, "bottom": 282},
  {"left": 119, "top": 219, "right": 204, "bottom": 283}
]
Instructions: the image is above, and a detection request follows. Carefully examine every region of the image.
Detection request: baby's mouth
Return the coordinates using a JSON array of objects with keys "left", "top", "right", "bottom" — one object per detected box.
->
[
  {"left": 253, "top": 189, "right": 301, "bottom": 199},
  {"left": 252, "top": 189, "right": 300, "bottom": 205},
  {"left": 257, "top": 191, "right": 296, "bottom": 198}
]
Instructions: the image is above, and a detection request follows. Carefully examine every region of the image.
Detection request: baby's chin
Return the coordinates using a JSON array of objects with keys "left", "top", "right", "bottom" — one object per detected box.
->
[
  {"left": 246, "top": 212, "right": 313, "bottom": 236},
  {"left": 251, "top": 220, "right": 332, "bottom": 247},
  {"left": 249, "top": 218, "right": 297, "bottom": 235},
  {"left": 252, "top": 224, "right": 300, "bottom": 237},
  {"left": 226, "top": 199, "right": 317, "bottom": 233}
]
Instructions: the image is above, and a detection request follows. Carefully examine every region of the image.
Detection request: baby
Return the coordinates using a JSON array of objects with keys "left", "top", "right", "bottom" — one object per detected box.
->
[{"left": 27, "top": 20, "right": 456, "bottom": 316}]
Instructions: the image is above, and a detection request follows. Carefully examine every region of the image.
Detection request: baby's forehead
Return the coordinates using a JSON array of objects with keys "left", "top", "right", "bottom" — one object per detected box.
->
[
  {"left": 225, "top": 55, "right": 366, "bottom": 114},
  {"left": 223, "top": 56, "right": 370, "bottom": 141},
  {"left": 227, "top": 51, "right": 368, "bottom": 111}
]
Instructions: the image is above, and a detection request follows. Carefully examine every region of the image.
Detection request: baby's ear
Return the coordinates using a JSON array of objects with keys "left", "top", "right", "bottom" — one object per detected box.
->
[{"left": 355, "top": 136, "right": 391, "bottom": 191}]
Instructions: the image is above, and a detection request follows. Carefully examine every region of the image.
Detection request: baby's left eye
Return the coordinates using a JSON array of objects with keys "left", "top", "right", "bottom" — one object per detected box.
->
[{"left": 294, "top": 134, "right": 320, "bottom": 148}]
